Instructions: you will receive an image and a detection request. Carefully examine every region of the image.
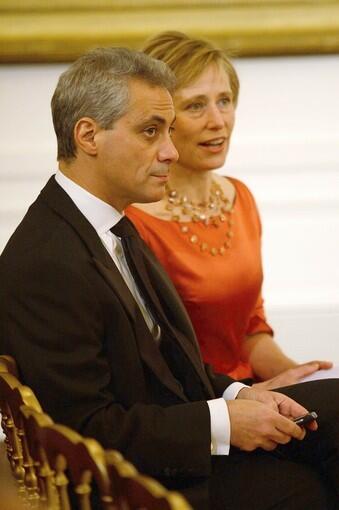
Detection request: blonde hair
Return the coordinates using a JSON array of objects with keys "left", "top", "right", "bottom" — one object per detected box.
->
[{"left": 142, "top": 31, "right": 239, "bottom": 105}]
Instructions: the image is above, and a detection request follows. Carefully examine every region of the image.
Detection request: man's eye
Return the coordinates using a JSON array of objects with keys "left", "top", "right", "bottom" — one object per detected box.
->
[{"left": 144, "top": 127, "right": 157, "bottom": 137}]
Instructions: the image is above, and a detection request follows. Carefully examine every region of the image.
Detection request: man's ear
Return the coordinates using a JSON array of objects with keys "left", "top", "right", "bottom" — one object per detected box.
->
[{"left": 74, "top": 117, "right": 100, "bottom": 156}]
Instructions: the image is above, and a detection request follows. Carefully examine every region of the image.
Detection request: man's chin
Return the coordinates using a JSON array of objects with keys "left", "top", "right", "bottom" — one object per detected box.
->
[{"left": 138, "top": 191, "right": 164, "bottom": 205}]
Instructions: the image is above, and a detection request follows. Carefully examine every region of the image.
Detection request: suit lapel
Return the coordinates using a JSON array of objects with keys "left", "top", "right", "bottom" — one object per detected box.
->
[
  {"left": 139, "top": 240, "right": 215, "bottom": 398},
  {"left": 94, "top": 259, "right": 189, "bottom": 400},
  {"left": 40, "top": 177, "right": 189, "bottom": 401},
  {"left": 93, "top": 258, "right": 139, "bottom": 322}
]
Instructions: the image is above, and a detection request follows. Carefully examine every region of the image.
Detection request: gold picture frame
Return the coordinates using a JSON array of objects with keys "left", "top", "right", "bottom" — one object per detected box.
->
[{"left": 1, "top": 1, "right": 339, "bottom": 62}]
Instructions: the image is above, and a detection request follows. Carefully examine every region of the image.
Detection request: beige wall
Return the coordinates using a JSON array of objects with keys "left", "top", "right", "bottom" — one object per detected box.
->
[{"left": 0, "top": 55, "right": 338, "bottom": 363}]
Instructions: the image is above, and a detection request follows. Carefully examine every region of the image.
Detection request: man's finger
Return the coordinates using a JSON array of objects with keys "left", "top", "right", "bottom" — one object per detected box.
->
[
  {"left": 276, "top": 416, "right": 306, "bottom": 440},
  {"left": 261, "top": 439, "right": 278, "bottom": 451}
]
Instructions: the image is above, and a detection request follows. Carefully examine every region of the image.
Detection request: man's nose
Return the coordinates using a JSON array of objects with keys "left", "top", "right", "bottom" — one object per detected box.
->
[{"left": 158, "top": 136, "right": 179, "bottom": 163}]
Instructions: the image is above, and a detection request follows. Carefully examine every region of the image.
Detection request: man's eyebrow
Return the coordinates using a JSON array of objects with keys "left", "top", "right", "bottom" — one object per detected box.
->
[
  {"left": 144, "top": 115, "right": 166, "bottom": 124},
  {"left": 141, "top": 114, "right": 176, "bottom": 125}
]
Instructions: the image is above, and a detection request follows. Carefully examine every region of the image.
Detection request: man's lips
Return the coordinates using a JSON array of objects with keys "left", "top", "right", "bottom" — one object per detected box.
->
[{"left": 151, "top": 172, "right": 169, "bottom": 179}]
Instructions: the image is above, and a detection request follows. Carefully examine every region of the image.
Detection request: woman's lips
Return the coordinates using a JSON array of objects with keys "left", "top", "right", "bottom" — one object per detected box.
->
[{"left": 199, "top": 137, "right": 226, "bottom": 152}]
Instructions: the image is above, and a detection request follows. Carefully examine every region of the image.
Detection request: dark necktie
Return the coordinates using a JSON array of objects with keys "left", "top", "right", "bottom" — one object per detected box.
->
[
  {"left": 111, "top": 216, "right": 164, "bottom": 328},
  {"left": 112, "top": 217, "right": 210, "bottom": 401}
]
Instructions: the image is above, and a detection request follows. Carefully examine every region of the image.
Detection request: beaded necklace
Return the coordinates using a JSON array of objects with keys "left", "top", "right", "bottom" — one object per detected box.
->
[{"left": 164, "top": 179, "right": 234, "bottom": 256}]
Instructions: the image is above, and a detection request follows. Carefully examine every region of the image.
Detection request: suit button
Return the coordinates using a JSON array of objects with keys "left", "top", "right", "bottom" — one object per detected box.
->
[
  {"left": 152, "top": 324, "right": 161, "bottom": 340},
  {"left": 176, "top": 381, "right": 183, "bottom": 392}
]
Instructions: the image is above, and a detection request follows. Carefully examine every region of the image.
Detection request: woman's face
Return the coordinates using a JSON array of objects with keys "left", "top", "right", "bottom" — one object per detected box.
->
[{"left": 172, "top": 63, "right": 235, "bottom": 173}]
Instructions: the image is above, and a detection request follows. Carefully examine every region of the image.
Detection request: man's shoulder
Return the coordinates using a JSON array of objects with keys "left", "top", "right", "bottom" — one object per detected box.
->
[{"left": 0, "top": 191, "right": 87, "bottom": 276}]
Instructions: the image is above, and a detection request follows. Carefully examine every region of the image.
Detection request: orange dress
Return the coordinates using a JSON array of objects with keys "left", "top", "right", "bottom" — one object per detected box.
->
[{"left": 126, "top": 177, "right": 273, "bottom": 380}]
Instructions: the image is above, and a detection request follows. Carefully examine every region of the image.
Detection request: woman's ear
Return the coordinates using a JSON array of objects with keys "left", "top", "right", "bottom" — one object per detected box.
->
[{"left": 73, "top": 117, "right": 100, "bottom": 156}]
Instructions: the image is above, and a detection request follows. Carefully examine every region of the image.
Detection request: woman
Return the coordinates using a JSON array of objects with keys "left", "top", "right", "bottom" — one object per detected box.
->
[{"left": 126, "top": 31, "right": 331, "bottom": 388}]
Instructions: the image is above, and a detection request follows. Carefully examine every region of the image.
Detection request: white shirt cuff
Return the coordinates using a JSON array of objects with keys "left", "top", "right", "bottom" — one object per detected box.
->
[
  {"left": 223, "top": 381, "right": 248, "bottom": 401},
  {"left": 207, "top": 398, "right": 231, "bottom": 455},
  {"left": 207, "top": 383, "right": 250, "bottom": 456}
]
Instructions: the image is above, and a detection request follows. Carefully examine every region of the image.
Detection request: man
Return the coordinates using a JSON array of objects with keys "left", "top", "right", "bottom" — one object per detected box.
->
[{"left": 0, "top": 48, "right": 338, "bottom": 510}]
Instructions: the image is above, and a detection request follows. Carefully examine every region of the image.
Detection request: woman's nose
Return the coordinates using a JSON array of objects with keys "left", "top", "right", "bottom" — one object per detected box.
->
[{"left": 206, "top": 105, "right": 225, "bottom": 129}]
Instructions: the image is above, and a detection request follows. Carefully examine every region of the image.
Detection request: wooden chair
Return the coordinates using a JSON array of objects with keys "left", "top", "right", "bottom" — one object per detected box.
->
[
  {"left": 106, "top": 451, "right": 192, "bottom": 510},
  {"left": 1, "top": 356, "right": 192, "bottom": 510},
  {"left": 0, "top": 354, "right": 19, "bottom": 378},
  {"left": 21, "top": 405, "right": 116, "bottom": 510},
  {"left": 0, "top": 355, "right": 19, "bottom": 479},
  {"left": 0, "top": 370, "right": 42, "bottom": 507}
]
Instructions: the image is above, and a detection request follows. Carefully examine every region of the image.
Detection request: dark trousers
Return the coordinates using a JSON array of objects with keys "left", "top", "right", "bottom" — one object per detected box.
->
[{"left": 178, "top": 379, "right": 339, "bottom": 510}]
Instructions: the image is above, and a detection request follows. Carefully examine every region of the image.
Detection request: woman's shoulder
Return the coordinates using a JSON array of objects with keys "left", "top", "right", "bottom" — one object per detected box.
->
[
  {"left": 216, "top": 174, "right": 252, "bottom": 192},
  {"left": 214, "top": 174, "right": 256, "bottom": 206}
]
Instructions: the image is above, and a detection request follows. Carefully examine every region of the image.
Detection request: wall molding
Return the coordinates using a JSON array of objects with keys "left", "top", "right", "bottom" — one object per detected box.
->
[{"left": 1, "top": 1, "right": 339, "bottom": 62}]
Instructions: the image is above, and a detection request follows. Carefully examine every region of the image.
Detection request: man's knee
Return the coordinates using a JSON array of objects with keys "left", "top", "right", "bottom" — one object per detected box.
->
[{"left": 209, "top": 454, "right": 336, "bottom": 510}]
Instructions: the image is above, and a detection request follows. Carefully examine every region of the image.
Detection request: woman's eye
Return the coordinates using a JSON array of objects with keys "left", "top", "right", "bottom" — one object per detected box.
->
[
  {"left": 187, "top": 102, "right": 204, "bottom": 112},
  {"left": 218, "top": 97, "right": 232, "bottom": 108}
]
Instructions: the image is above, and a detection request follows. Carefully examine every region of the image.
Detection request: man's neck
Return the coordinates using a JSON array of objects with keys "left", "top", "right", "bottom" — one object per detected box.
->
[{"left": 58, "top": 162, "right": 125, "bottom": 213}]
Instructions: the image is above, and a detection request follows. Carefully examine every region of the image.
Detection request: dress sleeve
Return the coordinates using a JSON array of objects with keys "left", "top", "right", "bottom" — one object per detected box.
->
[
  {"left": 246, "top": 291, "right": 274, "bottom": 337},
  {"left": 237, "top": 179, "right": 274, "bottom": 338}
]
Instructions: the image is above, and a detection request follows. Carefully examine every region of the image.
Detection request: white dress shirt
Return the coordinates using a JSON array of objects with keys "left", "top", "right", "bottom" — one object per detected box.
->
[
  {"left": 55, "top": 170, "right": 247, "bottom": 455},
  {"left": 55, "top": 171, "right": 155, "bottom": 334}
]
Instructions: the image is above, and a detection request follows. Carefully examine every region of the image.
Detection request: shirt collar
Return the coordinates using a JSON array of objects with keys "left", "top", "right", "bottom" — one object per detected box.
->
[{"left": 55, "top": 170, "right": 122, "bottom": 234}]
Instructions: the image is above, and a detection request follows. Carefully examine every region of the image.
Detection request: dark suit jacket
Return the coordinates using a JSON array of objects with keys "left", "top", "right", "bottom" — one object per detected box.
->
[{"left": 0, "top": 176, "right": 235, "bottom": 480}]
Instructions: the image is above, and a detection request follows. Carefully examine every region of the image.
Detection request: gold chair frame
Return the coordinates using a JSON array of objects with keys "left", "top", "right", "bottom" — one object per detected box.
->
[
  {"left": 21, "top": 406, "right": 116, "bottom": 510},
  {"left": 106, "top": 451, "right": 192, "bottom": 510},
  {"left": 0, "top": 367, "right": 42, "bottom": 507}
]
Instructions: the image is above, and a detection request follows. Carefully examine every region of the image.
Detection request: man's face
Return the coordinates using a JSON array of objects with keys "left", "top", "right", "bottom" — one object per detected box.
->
[{"left": 94, "top": 79, "right": 178, "bottom": 211}]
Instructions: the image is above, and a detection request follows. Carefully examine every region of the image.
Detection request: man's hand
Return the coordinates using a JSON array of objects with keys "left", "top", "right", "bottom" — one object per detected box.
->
[
  {"left": 226, "top": 387, "right": 317, "bottom": 452},
  {"left": 252, "top": 360, "right": 333, "bottom": 390}
]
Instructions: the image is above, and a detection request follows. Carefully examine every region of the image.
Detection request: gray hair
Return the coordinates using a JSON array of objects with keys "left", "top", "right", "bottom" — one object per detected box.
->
[{"left": 51, "top": 47, "right": 176, "bottom": 161}]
